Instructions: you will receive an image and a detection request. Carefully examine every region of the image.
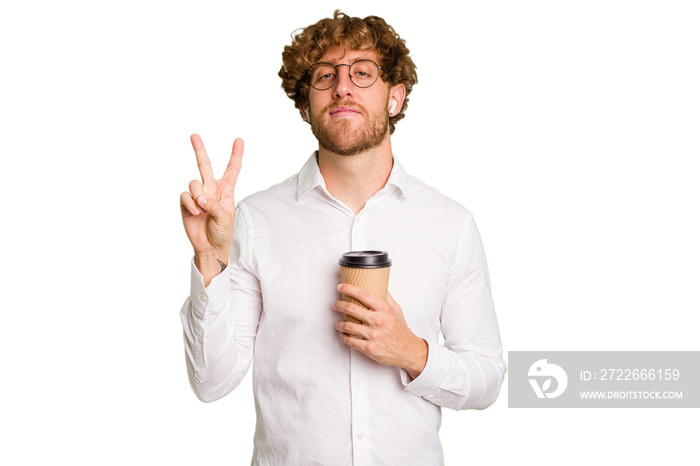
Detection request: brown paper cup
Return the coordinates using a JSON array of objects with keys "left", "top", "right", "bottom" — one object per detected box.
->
[{"left": 339, "top": 251, "right": 391, "bottom": 324}]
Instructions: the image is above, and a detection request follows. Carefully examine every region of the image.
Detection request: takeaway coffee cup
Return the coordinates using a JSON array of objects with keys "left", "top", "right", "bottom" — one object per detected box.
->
[{"left": 339, "top": 251, "right": 392, "bottom": 324}]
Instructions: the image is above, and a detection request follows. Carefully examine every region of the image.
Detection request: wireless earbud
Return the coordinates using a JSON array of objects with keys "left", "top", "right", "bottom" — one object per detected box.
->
[
  {"left": 389, "top": 100, "right": 398, "bottom": 115},
  {"left": 305, "top": 107, "right": 311, "bottom": 121}
]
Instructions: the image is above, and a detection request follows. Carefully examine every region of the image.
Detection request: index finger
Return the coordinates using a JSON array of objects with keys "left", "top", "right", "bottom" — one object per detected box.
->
[
  {"left": 190, "top": 133, "right": 215, "bottom": 183},
  {"left": 337, "top": 283, "right": 383, "bottom": 310},
  {"left": 221, "top": 138, "right": 244, "bottom": 186}
]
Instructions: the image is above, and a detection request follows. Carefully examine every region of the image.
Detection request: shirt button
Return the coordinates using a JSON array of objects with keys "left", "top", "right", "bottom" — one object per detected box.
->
[
  {"left": 357, "top": 432, "right": 364, "bottom": 440},
  {"left": 198, "top": 337, "right": 203, "bottom": 343},
  {"left": 354, "top": 217, "right": 360, "bottom": 224},
  {"left": 356, "top": 377, "right": 363, "bottom": 385},
  {"left": 200, "top": 294, "right": 208, "bottom": 302}
]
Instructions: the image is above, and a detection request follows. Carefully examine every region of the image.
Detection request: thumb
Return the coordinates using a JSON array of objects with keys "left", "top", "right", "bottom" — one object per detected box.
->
[{"left": 197, "top": 195, "right": 229, "bottom": 222}]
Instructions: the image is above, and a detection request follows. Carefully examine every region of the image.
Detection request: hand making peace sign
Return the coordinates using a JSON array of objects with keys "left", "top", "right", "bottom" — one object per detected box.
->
[{"left": 180, "top": 134, "right": 243, "bottom": 284}]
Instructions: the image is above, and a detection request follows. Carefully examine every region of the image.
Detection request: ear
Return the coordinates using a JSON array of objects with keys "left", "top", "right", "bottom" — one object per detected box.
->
[
  {"left": 302, "top": 105, "right": 310, "bottom": 122},
  {"left": 388, "top": 83, "right": 406, "bottom": 116}
]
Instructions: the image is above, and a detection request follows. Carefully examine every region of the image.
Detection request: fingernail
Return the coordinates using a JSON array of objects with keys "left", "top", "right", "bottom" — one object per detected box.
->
[
  {"left": 197, "top": 196, "right": 207, "bottom": 207},
  {"left": 337, "top": 284, "right": 343, "bottom": 291}
]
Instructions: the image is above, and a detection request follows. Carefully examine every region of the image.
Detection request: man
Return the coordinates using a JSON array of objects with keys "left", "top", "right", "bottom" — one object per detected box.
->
[{"left": 179, "top": 10, "right": 505, "bottom": 465}]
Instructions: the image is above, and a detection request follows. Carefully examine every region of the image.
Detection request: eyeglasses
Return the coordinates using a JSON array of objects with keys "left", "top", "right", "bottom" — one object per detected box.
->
[{"left": 307, "top": 59, "right": 384, "bottom": 91}]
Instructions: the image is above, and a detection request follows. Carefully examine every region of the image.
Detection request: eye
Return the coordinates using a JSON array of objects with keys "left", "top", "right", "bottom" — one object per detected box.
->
[
  {"left": 351, "top": 61, "right": 377, "bottom": 81},
  {"left": 310, "top": 64, "right": 337, "bottom": 85}
]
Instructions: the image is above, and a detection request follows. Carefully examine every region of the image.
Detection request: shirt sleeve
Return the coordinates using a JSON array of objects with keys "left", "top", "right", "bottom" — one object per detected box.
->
[
  {"left": 401, "top": 213, "right": 506, "bottom": 410},
  {"left": 180, "top": 205, "right": 262, "bottom": 402}
]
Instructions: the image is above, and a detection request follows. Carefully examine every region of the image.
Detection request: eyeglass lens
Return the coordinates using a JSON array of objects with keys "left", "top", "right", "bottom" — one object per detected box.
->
[{"left": 308, "top": 60, "right": 380, "bottom": 90}]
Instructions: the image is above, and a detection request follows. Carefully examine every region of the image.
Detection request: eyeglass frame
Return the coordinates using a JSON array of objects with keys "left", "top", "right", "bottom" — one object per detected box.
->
[{"left": 305, "top": 59, "right": 385, "bottom": 91}]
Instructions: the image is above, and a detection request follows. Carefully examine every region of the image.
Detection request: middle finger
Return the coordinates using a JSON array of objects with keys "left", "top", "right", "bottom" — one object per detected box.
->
[{"left": 334, "top": 299, "right": 370, "bottom": 325}]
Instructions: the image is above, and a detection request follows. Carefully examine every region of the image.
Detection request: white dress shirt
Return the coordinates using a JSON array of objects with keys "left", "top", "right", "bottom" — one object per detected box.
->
[{"left": 181, "top": 153, "right": 506, "bottom": 466}]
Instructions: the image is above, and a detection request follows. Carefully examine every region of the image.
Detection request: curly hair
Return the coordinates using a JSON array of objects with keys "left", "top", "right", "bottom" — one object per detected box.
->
[{"left": 279, "top": 10, "right": 418, "bottom": 134}]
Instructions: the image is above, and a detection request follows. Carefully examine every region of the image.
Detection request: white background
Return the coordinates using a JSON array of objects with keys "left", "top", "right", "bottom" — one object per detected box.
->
[{"left": 2, "top": 1, "right": 698, "bottom": 464}]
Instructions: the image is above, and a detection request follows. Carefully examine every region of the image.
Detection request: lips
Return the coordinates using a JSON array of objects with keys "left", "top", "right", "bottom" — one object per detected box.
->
[{"left": 329, "top": 105, "right": 361, "bottom": 116}]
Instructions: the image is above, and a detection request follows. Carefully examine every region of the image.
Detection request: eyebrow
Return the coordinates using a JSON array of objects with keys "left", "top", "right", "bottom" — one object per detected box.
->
[{"left": 323, "top": 55, "right": 375, "bottom": 65}]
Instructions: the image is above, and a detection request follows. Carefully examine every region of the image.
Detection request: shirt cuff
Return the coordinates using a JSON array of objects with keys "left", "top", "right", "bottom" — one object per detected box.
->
[
  {"left": 189, "top": 256, "right": 231, "bottom": 319},
  {"left": 401, "top": 339, "right": 471, "bottom": 400}
]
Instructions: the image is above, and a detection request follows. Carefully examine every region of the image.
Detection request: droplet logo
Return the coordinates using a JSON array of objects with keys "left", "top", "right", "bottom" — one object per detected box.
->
[{"left": 528, "top": 359, "right": 568, "bottom": 399}]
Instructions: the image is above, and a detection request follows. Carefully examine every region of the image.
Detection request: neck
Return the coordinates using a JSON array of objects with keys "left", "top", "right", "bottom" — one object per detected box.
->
[{"left": 318, "top": 134, "right": 393, "bottom": 214}]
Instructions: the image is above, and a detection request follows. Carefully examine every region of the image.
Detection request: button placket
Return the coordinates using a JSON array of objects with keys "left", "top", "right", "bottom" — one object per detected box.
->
[
  {"left": 350, "top": 353, "right": 371, "bottom": 464},
  {"left": 350, "top": 214, "right": 368, "bottom": 251},
  {"left": 349, "top": 212, "right": 371, "bottom": 461}
]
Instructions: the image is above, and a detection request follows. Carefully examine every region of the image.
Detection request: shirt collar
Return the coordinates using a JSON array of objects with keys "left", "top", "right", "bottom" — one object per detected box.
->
[{"left": 297, "top": 151, "right": 409, "bottom": 202}]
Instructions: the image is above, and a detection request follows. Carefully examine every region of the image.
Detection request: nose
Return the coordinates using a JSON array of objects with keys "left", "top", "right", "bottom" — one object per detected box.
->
[{"left": 332, "top": 64, "right": 354, "bottom": 98}]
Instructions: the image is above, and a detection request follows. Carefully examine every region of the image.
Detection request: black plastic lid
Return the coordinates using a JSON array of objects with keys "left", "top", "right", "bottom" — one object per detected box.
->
[{"left": 338, "top": 251, "right": 392, "bottom": 268}]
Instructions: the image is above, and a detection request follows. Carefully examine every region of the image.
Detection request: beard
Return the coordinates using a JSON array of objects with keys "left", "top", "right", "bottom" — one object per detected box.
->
[{"left": 310, "top": 99, "right": 389, "bottom": 156}]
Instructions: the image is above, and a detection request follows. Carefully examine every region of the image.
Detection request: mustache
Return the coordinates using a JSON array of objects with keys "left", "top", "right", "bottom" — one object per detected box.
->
[{"left": 323, "top": 100, "right": 367, "bottom": 113}]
